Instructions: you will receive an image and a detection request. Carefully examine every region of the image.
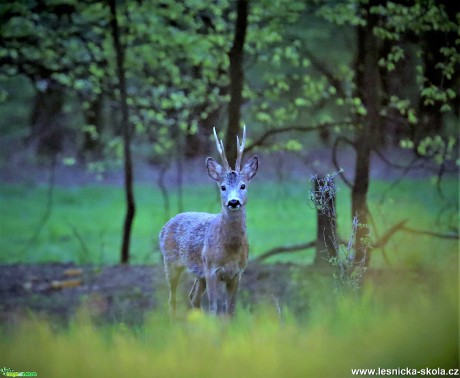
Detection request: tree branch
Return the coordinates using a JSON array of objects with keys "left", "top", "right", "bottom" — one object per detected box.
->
[
  {"left": 302, "top": 47, "right": 346, "bottom": 98},
  {"left": 372, "top": 219, "right": 408, "bottom": 249},
  {"left": 374, "top": 148, "right": 426, "bottom": 171},
  {"left": 401, "top": 226, "right": 459, "bottom": 240},
  {"left": 366, "top": 205, "right": 391, "bottom": 266},
  {"left": 245, "top": 122, "right": 353, "bottom": 153},
  {"left": 253, "top": 241, "right": 315, "bottom": 262}
]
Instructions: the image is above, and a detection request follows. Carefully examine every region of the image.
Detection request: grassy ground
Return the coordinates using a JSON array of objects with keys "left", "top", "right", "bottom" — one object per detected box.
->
[
  {"left": 0, "top": 272, "right": 457, "bottom": 378},
  {"left": 0, "top": 177, "right": 458, "bottom": 267}
]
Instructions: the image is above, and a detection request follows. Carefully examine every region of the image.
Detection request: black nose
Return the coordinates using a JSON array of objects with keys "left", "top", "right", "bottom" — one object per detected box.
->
[{"left": 228, "top": 199, "right": 240, "bottom": 208}]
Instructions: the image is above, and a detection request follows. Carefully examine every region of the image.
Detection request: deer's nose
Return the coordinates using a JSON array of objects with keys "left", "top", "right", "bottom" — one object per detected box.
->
[{"left": 227, "top": 199, "right": 241, "bottom": 209}]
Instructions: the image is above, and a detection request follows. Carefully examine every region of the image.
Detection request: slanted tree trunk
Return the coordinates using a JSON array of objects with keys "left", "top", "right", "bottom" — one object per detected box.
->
[
  {"left": 109, "top": 0, "right": 135, "bottom": 264},
  {"left": 352, "top": 2, "right": 381, "bottom": 267},
  {"left": 225, "top": 0, "right": 248, "bottom": 164}
]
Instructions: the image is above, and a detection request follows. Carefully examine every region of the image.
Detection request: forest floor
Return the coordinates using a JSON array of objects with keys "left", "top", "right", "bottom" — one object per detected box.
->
[
  {"left": 1, "top": 262, "right": 443, "bottom": 328},
  {"left": 0, "top": 262, "right": 317, "bottom": 326}
]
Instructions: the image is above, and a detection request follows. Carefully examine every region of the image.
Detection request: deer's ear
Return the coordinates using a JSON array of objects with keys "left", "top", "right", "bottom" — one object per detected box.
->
[
  {"left": 206, "top": 157, "right": 224, "bottom": 182},
  {"left": 243, "top": 156, "right": 258, "bottom": 181}
]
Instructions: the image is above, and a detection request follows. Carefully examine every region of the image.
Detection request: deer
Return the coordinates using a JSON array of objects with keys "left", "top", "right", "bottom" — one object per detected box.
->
[{"left": 159, "top": 126, "right": 258, "bottom": 315}]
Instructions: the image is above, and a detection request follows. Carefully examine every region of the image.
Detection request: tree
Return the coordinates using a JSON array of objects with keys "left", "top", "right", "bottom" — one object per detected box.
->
[
  {"left": 0, "top": 1, "right": 111, "bottom": 157},
  {"left": 351, "top": 0, "right": 380, "bottom": 266},
  {"left": 108, "top": 0, "right": 135, "bottom": 264},
  {"left": 225, "top": 0, "right": 249, "bottom": 164},
  {"left": 241, "top": 0, "right": 458, "bottom": 266}
]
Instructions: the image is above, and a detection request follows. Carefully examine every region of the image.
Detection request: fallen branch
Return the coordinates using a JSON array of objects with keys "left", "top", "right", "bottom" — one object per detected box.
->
[
  {"left": 254, "top": 241, "right": 315, "bottom": 262},
  {"left": 253, "top": 221, "right": 458, "bottom": 263},
  {"left": 401, "top": 226, "right": 459, "bottom": 240},
  {"left": 372, "top": 219, "right": 408, "bottom": 249}
]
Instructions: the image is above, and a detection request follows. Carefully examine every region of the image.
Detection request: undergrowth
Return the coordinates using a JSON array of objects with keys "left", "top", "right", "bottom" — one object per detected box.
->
[{"left": 1, "top": 273, "right": 457, "bottom": 378}]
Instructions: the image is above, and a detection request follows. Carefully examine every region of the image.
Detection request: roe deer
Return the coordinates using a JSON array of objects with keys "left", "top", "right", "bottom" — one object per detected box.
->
[{"left": 159, "top": 126, "right": 258, "bottom": 314}]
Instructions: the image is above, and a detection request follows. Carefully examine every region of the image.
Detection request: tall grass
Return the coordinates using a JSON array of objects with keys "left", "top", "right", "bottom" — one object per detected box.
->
[
  {"left": 0, "top": 177, "right": 458, "bottom": 266},
  {"left": 1, "top": 273, "right": 457, "bottom": 378}
]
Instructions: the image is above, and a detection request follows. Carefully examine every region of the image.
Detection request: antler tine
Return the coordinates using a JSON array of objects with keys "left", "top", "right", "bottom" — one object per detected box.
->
[
  {"left": 235, "top": 124, "right": 246, "bottom": 171},
  {"left": 213, "top": 127, "right": 231, "bottom": 171}
]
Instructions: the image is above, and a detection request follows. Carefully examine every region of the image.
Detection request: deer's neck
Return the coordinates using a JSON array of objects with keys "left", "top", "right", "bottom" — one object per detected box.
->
[{"left": 219, "top": 207, "right": 247, "bottom": 241}]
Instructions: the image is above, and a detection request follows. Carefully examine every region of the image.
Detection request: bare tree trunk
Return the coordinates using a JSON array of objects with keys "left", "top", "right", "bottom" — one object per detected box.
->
[
  {"left": 225, "top": 0, "right": 248, "bottom": 164},
  {"left": 352, "top": 2, "right": 380, "bottom": 267},
  {"left": 313, "top": 176, "right": 338, "bottom": 266},
  {"left": 29, "top": 79, "right": 67, "bottom": 156},
  {"left": 109, "top": 0, "right": 135, "bottom": 264}
]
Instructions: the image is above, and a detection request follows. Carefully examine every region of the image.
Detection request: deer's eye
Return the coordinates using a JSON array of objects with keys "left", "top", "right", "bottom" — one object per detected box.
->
[
  {"left": 240, "top": 184, "right": 246, "bottom": 190},
  {"left": 221, "top": 185, "right": 226, "bottom": 191}
]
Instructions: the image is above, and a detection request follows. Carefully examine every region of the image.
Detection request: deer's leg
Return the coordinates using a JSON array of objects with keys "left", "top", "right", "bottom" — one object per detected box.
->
[
  {"left": 165, "top": 264, "right": 183, "bottom": 315},
  {"left": 189, "top": 278, "right": 206, "bottom": 309},
  {"left": 205, "top": 273, "right": 219, "bottom": 314},
  {"left": 225, "top": 276, "right": 240, "bottom": 315}
]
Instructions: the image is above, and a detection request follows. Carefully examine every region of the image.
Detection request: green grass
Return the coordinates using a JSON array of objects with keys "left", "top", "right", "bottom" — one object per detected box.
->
[
  {"left": 1, "top": 272, "right": 457, "bottom": 378},
  {"left": 0, "top": 177, "right": 458, "bottom": 266}
]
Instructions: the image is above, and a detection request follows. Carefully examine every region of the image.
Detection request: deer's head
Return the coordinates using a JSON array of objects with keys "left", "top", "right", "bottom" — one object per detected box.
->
[{"left": 206, "top": 126, "right": 258, "bottom": 212}]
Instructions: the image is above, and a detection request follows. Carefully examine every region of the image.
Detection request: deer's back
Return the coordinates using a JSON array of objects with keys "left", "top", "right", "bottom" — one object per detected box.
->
[{"left": 159, "top": 212, "right": 216, "bottom": 277}]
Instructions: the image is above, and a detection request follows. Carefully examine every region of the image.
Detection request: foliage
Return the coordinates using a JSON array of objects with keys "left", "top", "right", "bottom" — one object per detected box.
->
[
  {"left": 370, "top": 0, "right": 459, "bottom": 163},
  {"left": 1, "top": 1, "right": 457, "bottom": 160},
  {"left": 0, "top": 0, "right": 233, "bottom": 160}
]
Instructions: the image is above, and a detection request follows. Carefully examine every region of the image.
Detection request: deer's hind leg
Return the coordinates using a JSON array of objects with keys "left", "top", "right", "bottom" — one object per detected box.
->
[
  {"left": 164, "top": 263, "right": 184, "bottom": 315},
  {"left": 189, "top": 277, "right": 206, "bottom": 309}
]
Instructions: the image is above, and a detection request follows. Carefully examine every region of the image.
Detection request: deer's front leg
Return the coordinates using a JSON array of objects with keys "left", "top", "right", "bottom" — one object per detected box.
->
[
  {"left": 225, "top": 276, "right": 240, "bottom": 315},
  {"left": 205, "top": 272, "right": 218, "bottom": 314},
  {"left": 189, "top": 277, "right": 206, "bottom": 309}
]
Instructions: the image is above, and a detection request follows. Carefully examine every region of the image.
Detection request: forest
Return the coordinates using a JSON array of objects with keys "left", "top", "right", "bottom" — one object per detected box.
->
[{"left": 0, "top": 1, "right": 459, "bottom": 377}]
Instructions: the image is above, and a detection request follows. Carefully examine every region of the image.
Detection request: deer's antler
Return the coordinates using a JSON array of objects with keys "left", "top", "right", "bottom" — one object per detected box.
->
[
  {"left": 235, "top": 124, "right": 246, "bottom": 172},
  {"left": 213, "top": 127, "right": 231, "bottom": 171}
]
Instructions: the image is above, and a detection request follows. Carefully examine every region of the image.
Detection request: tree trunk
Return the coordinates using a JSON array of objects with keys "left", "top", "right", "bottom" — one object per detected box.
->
[
  {"left": 417, "top": 30, "right": 445, "bottom": 143},
  {"left": 313, "top": 176, "right": 338, "bottom": 266},
  {"left": 184, "top": 105, "right": 221, "bottom": 158},
  {"left": 352, "top": 2, "right": 380, "bottom": 267},
  {"left": 30, "top": 79, "right": 67, "bottom": 156},
  {"left": 225, "top": 0, "right": 248, "bottom": 165},
  {"left": 82, "top": 94, "right": 104, "bottom": 159},
  {"left": 379, "top": 40, "right": 417, "bottom": 146},
  {"left": 109, "top": 0, "right": 135, "bottom": 264}
]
